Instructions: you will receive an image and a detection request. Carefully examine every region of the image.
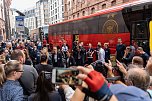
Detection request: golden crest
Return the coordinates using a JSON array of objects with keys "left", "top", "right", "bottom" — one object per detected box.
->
[{"left": 102, "top": 14, "right": 118, "bottom": 34}]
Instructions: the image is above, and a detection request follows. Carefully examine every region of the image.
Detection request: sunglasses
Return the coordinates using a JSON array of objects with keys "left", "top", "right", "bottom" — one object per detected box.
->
[{"left": 16, "top": 70, "right": 24, "bottom": 72}]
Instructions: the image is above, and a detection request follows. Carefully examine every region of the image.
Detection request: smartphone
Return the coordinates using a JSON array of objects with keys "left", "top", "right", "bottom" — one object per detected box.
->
[{"left": 52, "top": 68, "right": 82, "bottom": 85}]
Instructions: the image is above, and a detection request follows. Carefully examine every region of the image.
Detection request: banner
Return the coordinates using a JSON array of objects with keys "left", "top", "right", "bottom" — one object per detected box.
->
[{"left": 15, "top": 16, "right": 24, "bottom": 34}]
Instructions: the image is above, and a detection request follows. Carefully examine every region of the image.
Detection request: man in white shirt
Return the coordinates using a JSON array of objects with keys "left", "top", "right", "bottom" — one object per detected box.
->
[{"left": 98, "top": 43, "right": 105, "bottom": 62}]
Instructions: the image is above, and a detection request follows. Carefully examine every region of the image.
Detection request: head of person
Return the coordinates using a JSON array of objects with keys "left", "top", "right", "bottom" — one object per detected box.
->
[
  {"left": 0, "top": 65, "right": 6, "bottom": 87},
  {"left": 126, "top": 67, "right": 150, "bottom": 91},
  {"left": 34, "top": 71, "right": 55, "bottom": 101},
  {"left": 19, "top": 41, "right": 23, "bottom": 47},
  {"left": 145, "top": 57, "right": 152, "bottom": 76},
  {"left": 88, "top": 43, "right": 92, "bottom": 48},
  {"left": 63, "top": 42, "right": 66, "bottom": 46},
  {"left": 40, "top": 54, "right": 48, "bottom": 63},
  {"left": 23, "top": 49, "right": 30, "bottom": 60},
  {"left": 53, "top": 46, "right": 58, "bottom": 54},
  {"left": 125, "top": 46, "right": 131, "bottom": 52},
  {"left": 104, "top": 43, "right": 109, "bottom": 48},
  {"left": 4, "top": 60, "right": 23, "bottom": 80},
  {"left": 4, "top": 49, "right": 9, "bottom": 56},
  {"left": 97, "top": 42, "right": 101, "bottom": 48},
  {"left": 117, "top": 38, "right": 122, "bottom": 44},
  {"left": 132, "top": 56, "right": 144, "bottom": 67},
  {"left": 137, "top": 47, "right": 144, "bottom": 54},
  {"left": 11, "top": 49, "right": 25, "bottom": 64}
]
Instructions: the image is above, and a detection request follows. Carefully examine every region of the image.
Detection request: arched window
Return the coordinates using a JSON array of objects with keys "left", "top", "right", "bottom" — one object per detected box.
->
[
  {"left": 102, "top": 4, "right": 106, "bottom": 9},
  {"left": 77, "top": 13, "right": 79, "bottom": 18},
  {"left": 73, "top": 15, "right": 75, "bottom": 19},
  {"left": 91, "top": 7, "right": 95, "bottom": 14},
  {"left": 68, "top": 1, "right": 70, "bottom": 10},
  {"left": 111, "top": 0, "right": 116, "bottom": 6},
  {"left": 82, "top": 11, "right": 85, "bottom": 16}
]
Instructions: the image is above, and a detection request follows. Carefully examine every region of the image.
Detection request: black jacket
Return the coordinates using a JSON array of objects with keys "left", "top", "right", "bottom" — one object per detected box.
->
[
  {"left": 52, "top": 52, "right": 64, "bottom": 67},
  {"left": 66, "top": 56, "right": 76, "bottom": 68}
]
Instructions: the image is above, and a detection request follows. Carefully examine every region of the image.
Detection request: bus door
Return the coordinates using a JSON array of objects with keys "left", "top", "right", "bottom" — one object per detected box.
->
[{"left": 131, "top": 20, "right": 150, "bottom": 55}]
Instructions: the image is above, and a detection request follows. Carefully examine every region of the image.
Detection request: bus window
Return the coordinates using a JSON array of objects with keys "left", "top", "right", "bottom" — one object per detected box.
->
[
  {"left": 132, "top": 20, "right": 150, "bottom": 55},
  {"left": 132, "top": 21, "right": 148, "bottom": 39}
]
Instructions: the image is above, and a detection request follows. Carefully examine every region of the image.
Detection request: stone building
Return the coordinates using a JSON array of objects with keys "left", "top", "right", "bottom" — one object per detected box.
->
[
  {"left": 0, "top": 0, "right": 5, "bottom": 40},
  {"left": 64, "top": 0, "right": 136, "bottom": 21}
]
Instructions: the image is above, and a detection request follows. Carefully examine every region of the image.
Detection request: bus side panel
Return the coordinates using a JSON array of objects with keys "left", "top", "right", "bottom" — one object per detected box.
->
[
  {"left": 48, "top": 34, "right": 73, "bottom": 50},
  {"left": 78, "top": 33, "right": 130, "bottom": 54}
]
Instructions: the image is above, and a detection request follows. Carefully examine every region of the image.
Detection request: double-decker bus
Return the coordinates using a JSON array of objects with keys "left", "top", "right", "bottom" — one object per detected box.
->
[{"left": 48, "top": 0, "right": 152, "bottom": 54}]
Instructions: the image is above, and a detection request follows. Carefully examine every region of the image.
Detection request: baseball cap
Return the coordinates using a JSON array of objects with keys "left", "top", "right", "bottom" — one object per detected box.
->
[{"left": 110, "top": 84, "right": 151, "bottom": 101}]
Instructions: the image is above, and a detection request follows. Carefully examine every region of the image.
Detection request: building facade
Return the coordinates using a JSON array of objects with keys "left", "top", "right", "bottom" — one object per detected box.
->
[
  {"left": 0, "top": 0, "right": 11, "bottom": 41},
  {"left": 36, "top": 0, "right": 49, "bottom": 27},
  {"left": 0, "top": 0, "right": 5, "bottom": 40},
  {"left": 64, "top": 0, "right": 136, "bottom": 21},
  {"left": 3, "top": 0, "right": 12, "bottom": 40},
  {"left": 48, "top": 0, "right": 64, "bottom": 24},
  {"left": 24, "top": 7, "right": 37, "bottom": 34}
]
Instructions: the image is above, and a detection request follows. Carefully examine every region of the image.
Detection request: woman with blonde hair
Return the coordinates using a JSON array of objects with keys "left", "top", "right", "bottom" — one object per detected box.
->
[
  {"left": 0, "top": 60, "right": 24, "bottom": 101},
  {"left": 0, "top": 65, "right": 5, "bottom": 87}
]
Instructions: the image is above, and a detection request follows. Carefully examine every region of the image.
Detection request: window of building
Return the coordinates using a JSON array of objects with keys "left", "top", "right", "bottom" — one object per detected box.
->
[
  {"left": 123, "top": 0, "right": 129, "bottom": 3},
  {"left": 73, "top": 0, "right": 75, "bottom": 5},
  {"left": 56, "top": 15, "right": 57, "bottom": 20},
  {"left": 73, "top": 15, "right": 75, "bottom": 19},
  {"left": 111, "top": 0, "right": 116, "bottom": 6},
  {"left": 55, "top": 2, "right": 57, "bottom": 7},
  {"left": 55, "top": 9, "right": 57, "bottom": 13},
  {"left": 102, "top": 4, "right": 106, "bottom": 9},
  {"left": 62, "top": 13, "right": 64, "bottom": 18},
  {"left": 91, "top": 7, "right": 95, "bottom": 14},
  {"left": 82, "top": 11, "right": 85, "bottom": 16},
  {"left": 62, "top": 6, "right": 64, "bottom": 11},
  {"left": 77, "top": 13, "right": 79, "bottom": 17},
  {"left": 68, "top": 1, "right": 70, "bottom": 10}
]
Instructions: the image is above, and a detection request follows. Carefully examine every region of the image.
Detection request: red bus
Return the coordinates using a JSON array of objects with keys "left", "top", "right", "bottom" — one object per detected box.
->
[{"left": 48, "top": 0, "right": 152, "bottom": 54}]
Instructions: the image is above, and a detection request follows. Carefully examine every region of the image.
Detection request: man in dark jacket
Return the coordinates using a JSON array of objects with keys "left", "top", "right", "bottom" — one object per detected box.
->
[
  {"left": 52, "top": 46, "right": 64, "bottom": 67},
  {"left": 65, "top": 51, "right": 76, "bottom": 68}
]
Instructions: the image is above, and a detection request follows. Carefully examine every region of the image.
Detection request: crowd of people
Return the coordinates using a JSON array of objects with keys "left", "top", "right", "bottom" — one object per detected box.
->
[{"left": 0, "top": 38, "right": 151, "bottom": 101}]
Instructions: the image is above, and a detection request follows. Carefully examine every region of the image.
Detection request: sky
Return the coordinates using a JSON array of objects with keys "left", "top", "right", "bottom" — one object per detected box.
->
[{"left": 11, "top": 0, "right": 38, "bottom": 11}]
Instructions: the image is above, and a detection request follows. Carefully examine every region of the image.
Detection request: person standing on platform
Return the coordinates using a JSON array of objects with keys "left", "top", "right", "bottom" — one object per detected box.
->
[
  {"left": 116, "top": 38, "right": 126, "bottom": 62},
  {"left": 98, "top": 43, "right": 105, "bottom": 62},
  {"left": 52, "top": 46, "right": 64, "bottom": 67},
  {"left": 65, "top": 51, "right": 76, "bottom": 68},
  {"left": 79, "top": 42, "right": 86, "bottom": 65},
  {"left": 86, "top": 43, "right": 94, "bottom": 64},
  {"left": 104, "top": 43, "right": 110, "bottom": 63}
]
